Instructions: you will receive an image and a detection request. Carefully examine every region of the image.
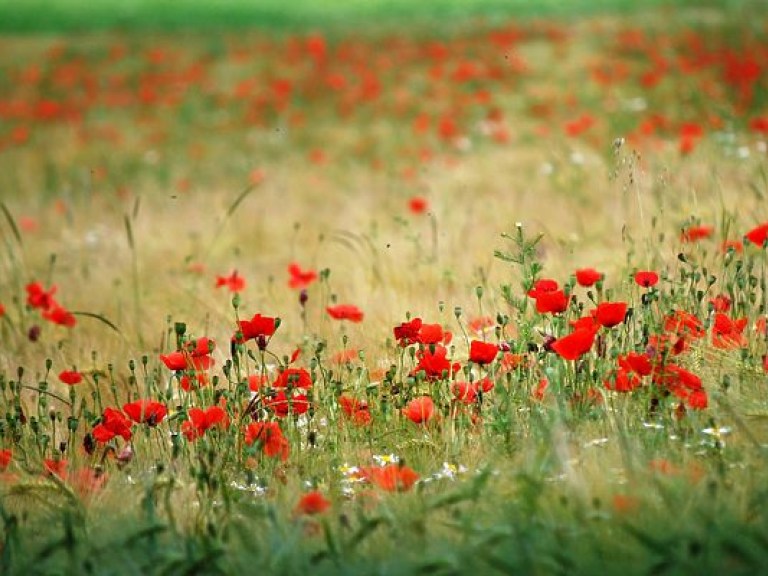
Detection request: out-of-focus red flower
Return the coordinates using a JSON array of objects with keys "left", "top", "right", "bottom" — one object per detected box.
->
[
  {"left": 408, "top": 196, "right": 429, "bottom": 214},
  {"left": 403, "top": 396, "right": 435, "bottom": 424},
  {"left": 59, "top": 370, "right": 83, "bottom": 385},
  {"left": 295, "top": 490, "right": 331, "bottom": 515},
  {"left": 245, "top": 421, "right": 290, "bottom": 460},
  {"left": 618, "top": 352, "right": 652, "bottom": 376},
  {"left": 469, "top": 340, "right": 498, "bottom": 364},
  {"left": 664, "top": 310, "right": 705, "bottom": 340},
  {"left": 712, "top": 313, "right": 748, "bottom": 349},
  {"left": 185, "top": 337, "right": 215, "bottom": 357},
  {"left": 452, "top": 381, "right": 479, "bottom": 404},
  {"left": 634, "top": 271, "right": 659, "bottom": 288},
  {"left": 215, "top": 270, "right": 246, "bottom": 292},
  {"left": 288, "top": 263, "right": 318, "bottom": 290},
  {"left": 604, "top": 368, "right": 642, "bottom": 392},
  {"left": 575, "top": 268, "right": 603, "bottom": 287},
  {"left": 0, "top": 449, "right": 11, "bottom": 470},
  {"left": 745, "top": 222, "right": 768, "bottom": 247},
  {"left": 722, "top": 240, "right": 744, "bottom": 253},
  {"left": 468, "top": 316, "right": 494, "bottom": 336},
  {"left": 681, "top": 225, "right": 713, "bottom": 242},
  {"left": 182, "top": 406, "right": 229, "bottom": 441},
  {"left": 26, "top": 282, "right": 57, "bottom": 310},
  {"left": 43, "top": 304, "right": 76, "bottom": 327},
  {"left": 339, "top": 395, "right": 372, "bottom": 425},
  {"left": 710, "top": 294, "right": 731, "bottom": 313},
  {"left": 532, "top": 378, "right": 548, "bottom": 400},
  {"left": 327, "top": 304, "right": 364, "bottom": 322},
  {"left": 273, "top": 367, "right": 312, "bottom": 389},
  {"left": 44, "top": 458, "right": 68, "bottom": 479},
  {"left": 361, "top": 463, "right": 419, "bottom": 492},
  {"left": 265, "top": 390, "right": 310, "bottom": 417},
  {"left": 123, "top": 399, "right": 167, "bottom": 426}
]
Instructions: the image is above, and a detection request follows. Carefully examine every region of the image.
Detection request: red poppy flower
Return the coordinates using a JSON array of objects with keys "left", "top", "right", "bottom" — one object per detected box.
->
[
  {"left": 295, "top": 491, "right": 331, "bottom": 515},
  {"left": 571, "top": 316, "right": 599, "bottom": 332},
  {"left": 710, "top": 294, "right": 731, "bottom": 313},
  {"left": 594, "top": 301, "right": 628, "bottom": 328},
  {"left": 417, "top": 323, "right": 444, "bottom": 344},
  {"left": 0, "top": 449, "right": 11, "bottom": 470},
  {"left": 215, "top": 270, "right": 245, "bottom": 292},
  {"left": 339, "top": 395, "right": 372, "bottom": 425},
  {"left": 468, "top": 316, "right": 495, "bottom": 336},
  {"left": 59, "top": 370, "right": 83, "bottom": 385},
  {"left": 0, "top": 303, "right": 5, "bottom": 317},
  {"left": 604, "top": 368, "right": 642, "bottom": 392},
  {"left": 469, "top": 340, "right": 498, "bottom": 364},
  {"left": 550, "top": 328, "right": 596, "bottom": 360},
  {"left": 273, "top": 367, "right": 313, "bottom": 389},
  {"left": 687, "top": 389, "right": 708, "bottom": 410},
  {"left": 617, "top": 352, "right": 652, "bottom": 376},
  {"left": 185, "top": 337, "right": 215, "bottom": 356},
  {"left": 575, "top": 268, "right": 603, "bottom": 287},
  {"left": 745, "top": 222, "right": 768, "bottom": 247},
  {"left": 532, "top": 378, "right": 548, "bottom": 400},
  {"left": 237, "top": 313, "right": 277, "bottom": 342},
  {"left": 265, "top": 391, "right": 310, "bottom": 417},
  {"left": 413, "top": 345, "right": 458, "bottom": 381},
  {"left": 180, "top": 372, "right": 209, "bottom": 391},
  {"left": 243, "top": 374, "right": 267, "bottom": 393},
  {"left": 43, "top": 305, "right": 76, "bottom": 327},
  {"left": 534, "top": 289, "right": 568, "bottom": 314},
  {"left": 403, "top": 396, "right": 435, "bottom": 424},
  {"left": 182, "top": 406, "right": 229, "bottom": 441},
  {"left": 712, "top": 313, "right": 748, "bottom": 349},
  {"left": 527, "top": 278, "right": 559, "bottom": 298},
  {"left": 123, "top": 399, "right": 167, "bottom": 426},
  {"left": 361, "top": 463, "right": 419, "bottom": 492},
  {"left": 26, "top": 281, "right": 57, "bottom": 310},
  {"left": 634, "top": 271, "right": 659, "bottom": 288},
  {"left": 244, "top": 421, "right": 290, "bottom": 460},
  {"left": 452, "top": 381, "right": 478, "bottom": 404},
  {"left": 500, "top": 353, "right": 525, "bottom": 372},
  {"left": 408, "top": 196, "right": 429, "bottom": 215},
  {"left": 721, "top": 240, "right": 744, "bottom": 253},
  {"left": 327, "top": 304, "right": 364, "bottom": 322},
  {"left": 394, "top": 317, "right": 423, "bottom": 345},
  {"left": 681, "top": 225, "right": 713, "bottom": 242},
  {"left": 664, "top": 310, "right": 705, "bottom": 339},
  {"left": 92, "top": 407, "right": 133, "bottom": 443},
  {"left": 44, "top": 458, "right": 68, "bottom": 479},
  {"left": 288, "top": 263, "right": 318, "bottom": 290},
  {"left": 160, "top": 351, "right": 214, "bottom": 372}
]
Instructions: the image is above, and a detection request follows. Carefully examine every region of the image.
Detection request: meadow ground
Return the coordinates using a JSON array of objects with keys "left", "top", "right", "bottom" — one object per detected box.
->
[{"left": 1, "top": 1, "right": 768, "bottom": 574}]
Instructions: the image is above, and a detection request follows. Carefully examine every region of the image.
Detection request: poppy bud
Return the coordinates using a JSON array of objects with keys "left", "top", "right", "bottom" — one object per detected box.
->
[
  {"left": 299, "top": 289, "right": 309, "bottom": 307},
  {"left": 28, "top": 325, "right": 41, "bottom": 342}
]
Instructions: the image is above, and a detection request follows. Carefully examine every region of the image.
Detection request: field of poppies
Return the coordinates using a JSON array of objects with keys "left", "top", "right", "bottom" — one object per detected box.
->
[{"left": 1, "top": 2, "right": 768, "bottom": 574}]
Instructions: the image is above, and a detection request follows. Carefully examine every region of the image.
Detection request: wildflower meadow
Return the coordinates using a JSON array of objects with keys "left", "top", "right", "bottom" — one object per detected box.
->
[{"left": 1, "top": 1, "right": 768, "bottom": 574}]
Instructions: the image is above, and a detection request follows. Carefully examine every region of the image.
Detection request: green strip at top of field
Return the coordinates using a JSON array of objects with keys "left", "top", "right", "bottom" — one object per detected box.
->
[{"left": 0, "top": 0, "right": 739, "bottom": 33}]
